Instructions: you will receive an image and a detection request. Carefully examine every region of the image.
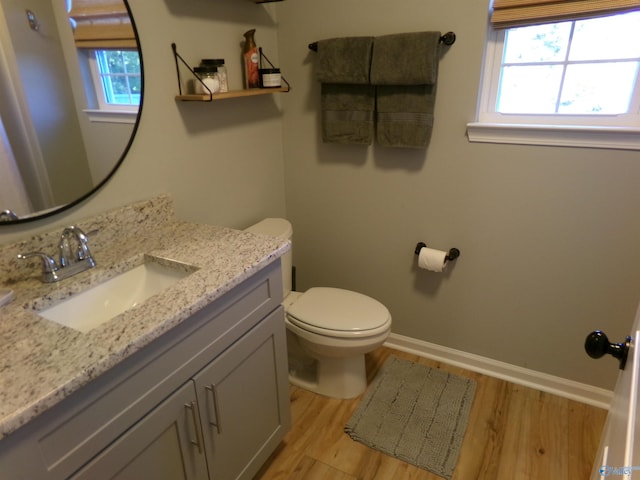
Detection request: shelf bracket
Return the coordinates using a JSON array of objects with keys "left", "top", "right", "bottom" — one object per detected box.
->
[
  {"left": 259, "top": 48, "right": 291, "bottom": 92},
  {"left": 171, "top": 43, "right": 213, "bottom": 102}
]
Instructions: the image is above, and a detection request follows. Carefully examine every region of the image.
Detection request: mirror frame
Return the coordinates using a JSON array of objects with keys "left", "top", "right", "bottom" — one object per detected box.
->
[{"left": 2, "top": 0, "right": 144, "bottom": 225}]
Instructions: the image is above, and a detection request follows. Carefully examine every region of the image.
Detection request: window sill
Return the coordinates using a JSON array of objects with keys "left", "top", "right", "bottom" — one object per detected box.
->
[
  {"left": 466, "top": 123, "right": 640, "bottom": 151},
  {"left": 84, "top": 109, "right": 138, "bottom": 124}
]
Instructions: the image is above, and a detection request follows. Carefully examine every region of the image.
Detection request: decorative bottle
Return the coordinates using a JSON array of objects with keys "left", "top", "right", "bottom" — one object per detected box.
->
[{"left": 242, "top": 29, "right": 260, "bottom": 89}]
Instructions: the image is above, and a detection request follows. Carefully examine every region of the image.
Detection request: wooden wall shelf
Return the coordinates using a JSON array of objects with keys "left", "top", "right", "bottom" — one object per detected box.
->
[
  {"left": 172, "top": 43, "right": 290, "bottom": 102},
  {"left": 175, "top": 87, "right": 289, "bottom": 102}
]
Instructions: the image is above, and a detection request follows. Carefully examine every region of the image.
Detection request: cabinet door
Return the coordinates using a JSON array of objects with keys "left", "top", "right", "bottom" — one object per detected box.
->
[
  {"left": 71, "top": 381, "right": 209, "bottom": 480},
  {"left": 194, "top": 306, "right": 290, "bottom": 480}
]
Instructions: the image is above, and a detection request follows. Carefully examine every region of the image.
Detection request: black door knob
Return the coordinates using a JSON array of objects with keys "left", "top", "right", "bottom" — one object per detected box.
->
[{"left": 584, "top": 330, "right": 631, "bottom": 370}]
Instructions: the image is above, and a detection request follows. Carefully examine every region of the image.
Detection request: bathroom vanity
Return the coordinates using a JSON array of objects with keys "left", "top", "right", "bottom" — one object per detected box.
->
[{"left": 0, "top": 196, "right": 291, "bottom": 480}]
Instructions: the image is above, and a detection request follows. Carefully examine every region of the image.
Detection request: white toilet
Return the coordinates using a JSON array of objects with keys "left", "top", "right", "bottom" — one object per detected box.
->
[{"left": 245, "top": 218, "right": 391, "bottom": 399}]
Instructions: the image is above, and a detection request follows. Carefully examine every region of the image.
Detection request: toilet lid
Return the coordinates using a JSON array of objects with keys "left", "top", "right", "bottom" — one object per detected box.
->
[{"left": 287, "top": 287, "right": 391, "bottom": 335}]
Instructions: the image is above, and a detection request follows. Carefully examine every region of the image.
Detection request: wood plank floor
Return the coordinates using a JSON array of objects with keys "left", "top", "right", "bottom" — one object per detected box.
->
[{"left": 255, "top": 346, "right": 607, "bottom": 480}]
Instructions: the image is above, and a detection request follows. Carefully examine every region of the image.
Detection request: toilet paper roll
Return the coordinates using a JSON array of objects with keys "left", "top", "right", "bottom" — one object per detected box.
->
[{"left": 418, "top": 247, "right": 448, "bottom": 272}]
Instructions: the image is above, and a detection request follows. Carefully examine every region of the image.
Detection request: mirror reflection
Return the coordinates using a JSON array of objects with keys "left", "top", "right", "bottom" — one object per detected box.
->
[{"left": 0, "top": 0, "right": 142, "bottom": 224}]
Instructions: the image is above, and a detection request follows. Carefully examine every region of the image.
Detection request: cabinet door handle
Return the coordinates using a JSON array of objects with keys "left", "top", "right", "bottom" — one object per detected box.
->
[
  {"left": 184, "top": 401, "right": 203, "bottom": 454},
  {"left": 205, "top": 384, "right": 222, "bottom": 434}
]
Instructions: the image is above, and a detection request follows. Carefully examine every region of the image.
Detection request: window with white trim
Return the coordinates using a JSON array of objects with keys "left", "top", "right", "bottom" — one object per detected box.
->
[
  {"left": 468, "top": 9, "right": 640, "bottom": 149},
  {"left": 89, "top": 49, "right": 141, "bottom": 111}
]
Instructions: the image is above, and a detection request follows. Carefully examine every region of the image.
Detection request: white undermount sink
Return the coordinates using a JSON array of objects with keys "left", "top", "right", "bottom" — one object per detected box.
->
[{"left": 38, "top": 258, "right": 198, "bottom": 333}]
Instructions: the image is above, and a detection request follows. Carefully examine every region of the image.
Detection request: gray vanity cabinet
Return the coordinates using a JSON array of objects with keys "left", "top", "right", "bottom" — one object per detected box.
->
[
  {"left": 71, "top": 307, "right": 287, "bottom": 480},
  {"left": 0, "top": 260, "right": 291, "bottom": 480}
]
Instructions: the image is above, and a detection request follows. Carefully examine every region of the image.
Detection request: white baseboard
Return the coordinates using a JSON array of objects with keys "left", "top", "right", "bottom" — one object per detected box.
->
[{"left": 384, "top": 333, "right": 613, "bottom": 410}]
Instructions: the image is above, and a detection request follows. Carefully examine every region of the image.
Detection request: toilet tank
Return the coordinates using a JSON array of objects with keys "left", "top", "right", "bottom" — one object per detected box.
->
[{"left": 244, "top": 218, "right": 293, "bottom": 296}]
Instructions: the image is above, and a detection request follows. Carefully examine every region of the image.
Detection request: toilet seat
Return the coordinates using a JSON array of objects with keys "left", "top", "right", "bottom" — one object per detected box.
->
[{"left": 286, "top": 287, "right": 391, "bottom": 338}]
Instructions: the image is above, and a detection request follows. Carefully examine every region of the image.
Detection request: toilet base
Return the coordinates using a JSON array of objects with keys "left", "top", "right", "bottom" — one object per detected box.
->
[{"left": 288, "top": 354, "right": 367, "bottom": 399}]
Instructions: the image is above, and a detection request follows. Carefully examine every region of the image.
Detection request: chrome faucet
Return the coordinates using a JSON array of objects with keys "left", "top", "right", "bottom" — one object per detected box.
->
[
  {"left": 59, "top": 226, "right": 94, "bottom": 268},
  {"left": 18, "top": 226, "right": 96, "bottom": 283},
  {"left": 0, "top": 210, "right": 19, "bottom": 222}
]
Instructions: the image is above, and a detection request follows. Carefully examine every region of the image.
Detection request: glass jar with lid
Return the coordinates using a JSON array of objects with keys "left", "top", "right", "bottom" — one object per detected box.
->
[
  {"left": 200, "top": 59, "right": 228, "bottom": 92},
  {"left": 193, "top": 66, "right": 220, "bottom": 95}
]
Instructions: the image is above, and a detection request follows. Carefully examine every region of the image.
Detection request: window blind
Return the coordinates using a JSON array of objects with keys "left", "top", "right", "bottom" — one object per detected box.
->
[
  {"left": 69, "top": 0, "right": 136, "bottom": 49},
  {"left": 491, "top": 0, "right": 640, "bottom": 28}
]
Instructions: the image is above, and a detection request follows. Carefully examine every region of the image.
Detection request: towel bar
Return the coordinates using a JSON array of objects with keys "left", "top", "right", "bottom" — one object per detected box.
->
[
  {"left": 414, "top": 242, "right": 460, "bottom": 262},
  {"left": 308, "top": 31, "right": 456, "bottom": 51}
]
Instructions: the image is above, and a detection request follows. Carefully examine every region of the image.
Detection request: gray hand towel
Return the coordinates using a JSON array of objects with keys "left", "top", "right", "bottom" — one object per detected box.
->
[
  {"left": 371, "top": 32, "right": 441, "bottom": 148},
  {"left": 316, "top": 37, "right": 375, "bottom": 145}
]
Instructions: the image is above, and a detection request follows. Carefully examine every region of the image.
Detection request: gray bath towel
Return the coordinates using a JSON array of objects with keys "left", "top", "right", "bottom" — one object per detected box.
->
[
  {"left": 370, "top": 31, "right": 440, "bottom": 85},
  {"left": 321, "top": 84, "right": 375, "bottom": 145},
  {"left": 371, "top": 32, "right": 441, "bottom": 148},
  {"left": 316, "top": 37, "right": 375, "bottom": 145},
  {"left": 376, "top": 85, "right": 435, "bottom": 148},
  {"left": 316, "top": 36, "right": 374, "bottom": 84}
]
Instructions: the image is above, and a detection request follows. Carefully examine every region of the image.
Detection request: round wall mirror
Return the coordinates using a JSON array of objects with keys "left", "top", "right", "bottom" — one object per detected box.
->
[{"left": 0, "top": 0, "right": 143, "bottom": 225}]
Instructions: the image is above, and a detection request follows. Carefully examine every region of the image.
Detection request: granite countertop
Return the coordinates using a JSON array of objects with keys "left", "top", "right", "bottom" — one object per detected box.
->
[{"left": 0, "top": 196, "right": 289, "bottom": 440}]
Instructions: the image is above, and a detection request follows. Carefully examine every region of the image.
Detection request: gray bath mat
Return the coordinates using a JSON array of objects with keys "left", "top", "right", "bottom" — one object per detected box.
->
[{"left": 344, "top": 356, "right": 476, "bottom": 479}]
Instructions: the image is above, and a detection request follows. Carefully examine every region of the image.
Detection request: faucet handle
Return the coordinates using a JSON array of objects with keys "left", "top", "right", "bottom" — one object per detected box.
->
[{"left": 17, "top": 252, "right": 59, "bottom": 275}]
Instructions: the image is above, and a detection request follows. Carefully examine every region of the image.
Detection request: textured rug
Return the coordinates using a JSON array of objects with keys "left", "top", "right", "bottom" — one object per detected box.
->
[{"left": 344, "top": 356, "right": 476, "bottom": 479}]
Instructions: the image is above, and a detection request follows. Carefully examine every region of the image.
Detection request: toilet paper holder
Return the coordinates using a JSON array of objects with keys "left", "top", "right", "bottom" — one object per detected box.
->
[{"left": 414, "top": 242, "right": 460, "bottom": 262}]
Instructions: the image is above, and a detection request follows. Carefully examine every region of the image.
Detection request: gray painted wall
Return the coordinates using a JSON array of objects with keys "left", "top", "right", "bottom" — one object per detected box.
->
[{"left": 2, "top": 0, "right": 92, "bottom": 208}]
